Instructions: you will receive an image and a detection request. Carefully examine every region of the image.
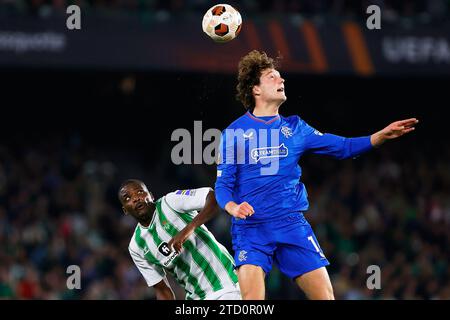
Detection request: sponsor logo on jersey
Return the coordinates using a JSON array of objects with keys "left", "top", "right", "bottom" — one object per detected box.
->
[
  {"left": 157, "top": 242, "right": 179, "bottom": 267},
  {"left": 281, "top": 126, "right": 293, "bottom": 138},
  {"left": 162, "top": 252, "right": 179, "bottom": 267},
  {"left": 158, "top": 242, "right": 172, "bottom": 257},
  {"left": 250, "top": 144, "right": 288, "bottom": 163}
]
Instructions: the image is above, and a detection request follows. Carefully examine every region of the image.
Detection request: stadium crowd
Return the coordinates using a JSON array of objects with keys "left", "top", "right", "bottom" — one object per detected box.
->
[
  {"left": 0, "top": 132, "right": 448, "bottom": 300},
  {"left": 1, "top": 0, "right": 449, "bottom": 20}
]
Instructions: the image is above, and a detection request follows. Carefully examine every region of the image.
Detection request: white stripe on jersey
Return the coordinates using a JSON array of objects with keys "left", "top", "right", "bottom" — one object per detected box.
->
[
  {"left": 129, "top": 187, "right": 238, "bottom": 300},
  {"left": 160, "top": 196, "right": 237, "bottom": 287}
]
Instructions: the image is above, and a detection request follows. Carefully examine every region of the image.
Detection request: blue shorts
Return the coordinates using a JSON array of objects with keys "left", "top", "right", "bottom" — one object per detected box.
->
[{"left": 231, "top": 213, "right": 330, "bottom": 279}]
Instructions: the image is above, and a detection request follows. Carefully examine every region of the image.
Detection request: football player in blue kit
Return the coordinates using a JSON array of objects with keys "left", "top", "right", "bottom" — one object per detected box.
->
[{"left": 215, "top": 50, "right": 418, "bottom": 300}]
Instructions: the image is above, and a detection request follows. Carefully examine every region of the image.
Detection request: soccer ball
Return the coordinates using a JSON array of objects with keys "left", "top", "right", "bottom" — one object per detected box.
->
[{"left": 202, "top": 4, "right": 242, "bottom": 43}]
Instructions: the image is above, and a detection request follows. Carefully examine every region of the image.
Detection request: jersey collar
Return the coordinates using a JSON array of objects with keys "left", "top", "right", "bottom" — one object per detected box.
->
[{"left": 245, "top": 111, "right": 280, "bottom": 125}]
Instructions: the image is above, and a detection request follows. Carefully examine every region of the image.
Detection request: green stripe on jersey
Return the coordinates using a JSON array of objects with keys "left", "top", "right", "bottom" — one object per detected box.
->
[
  {"left": 163, "top": 197, "right": 238, "bottom": 284},
  {"left": 136, "top": 223, "right": 206, "bottom": 299},
  {"left": 134, "top": 226, "right": 162, "bottom": 268},
  {"left": 172, "top": 255, "right": 206, "bottom": 299},
  {"left": 156, "top": 200, "right": 223, "bottom": 292},
  {"left": 151, "top": 221, "right": 207, "bottom": 299}
]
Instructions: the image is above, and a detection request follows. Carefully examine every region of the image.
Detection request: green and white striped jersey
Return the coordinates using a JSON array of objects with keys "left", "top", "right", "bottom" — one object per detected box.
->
[{"left": 128, "top": 187, "right": 239, "bottom": 300}]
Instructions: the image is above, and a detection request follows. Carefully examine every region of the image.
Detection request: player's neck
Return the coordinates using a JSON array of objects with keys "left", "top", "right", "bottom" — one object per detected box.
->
[
  {"left": 252, "top": 103, "right": 279, "bottom": 117},
  {"left": 138, "top": 207, "right": 155, "bottom": 227},
  {"left": 139, "top": 219, "right": 151, "bottom": 227}
]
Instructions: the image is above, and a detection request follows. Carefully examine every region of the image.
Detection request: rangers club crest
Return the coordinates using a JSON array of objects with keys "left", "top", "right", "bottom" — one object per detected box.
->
[
  {"left": 281, "top": 126, "right": 293, "bottom": 138},
  {"left": 238, "top": 250, "right": 247, "bottom": 262}
]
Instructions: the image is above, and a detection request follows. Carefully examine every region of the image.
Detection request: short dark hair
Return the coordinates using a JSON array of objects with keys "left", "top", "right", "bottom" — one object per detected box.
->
[
  {"left": 236, "top": 50, "right": 282, "bottom": 111},
  {"left": 117, "top": 179, "right": 145, "bottom": 201}
]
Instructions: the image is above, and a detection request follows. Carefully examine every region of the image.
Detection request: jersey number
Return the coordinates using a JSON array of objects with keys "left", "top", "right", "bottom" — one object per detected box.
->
[{"left": 308, "top": 236, "right": 326, "bottom": 258}]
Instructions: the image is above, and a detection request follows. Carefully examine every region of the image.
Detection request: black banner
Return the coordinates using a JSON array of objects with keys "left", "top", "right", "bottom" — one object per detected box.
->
[
  {"left": 0, "top": 14, "right": 449, "bottom": 76},
  {"left": 2, "top": 300, "right": 447, "bottom": 320}
]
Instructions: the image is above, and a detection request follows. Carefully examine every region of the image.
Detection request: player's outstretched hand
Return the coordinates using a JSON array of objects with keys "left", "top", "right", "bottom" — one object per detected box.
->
[
  {"left": 371, "top": 118, "right": 419, "bottom": 147},
  {"left": 226, "top": 201, "right": 255, "bottom": 219},
  {"left": 168, "top": 226, "right": 195, "bottom": 253}
]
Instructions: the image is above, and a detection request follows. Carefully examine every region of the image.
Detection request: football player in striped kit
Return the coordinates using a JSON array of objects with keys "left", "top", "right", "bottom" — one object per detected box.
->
[{"left": 118, "top": 179, "right": 241, "bottom": 300}]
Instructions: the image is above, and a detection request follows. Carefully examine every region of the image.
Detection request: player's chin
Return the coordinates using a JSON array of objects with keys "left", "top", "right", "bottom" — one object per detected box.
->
[{"left": 136, "top": 207, "right": 149, "bottom": 217}]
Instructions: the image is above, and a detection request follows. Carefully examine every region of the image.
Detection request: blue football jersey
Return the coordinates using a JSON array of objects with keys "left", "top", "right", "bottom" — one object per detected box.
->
[{"left": 215, "top": 111, "right": 372, "bottom": 224}]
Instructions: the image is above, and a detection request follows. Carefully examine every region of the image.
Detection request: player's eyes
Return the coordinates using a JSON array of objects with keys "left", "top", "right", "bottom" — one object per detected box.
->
[{"left": 125, "top": 196, "right": 130, "bottom": 201}]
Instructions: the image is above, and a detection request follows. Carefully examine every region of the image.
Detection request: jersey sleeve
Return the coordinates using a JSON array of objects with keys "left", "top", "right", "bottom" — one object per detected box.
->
[
  {"left": 164, "top": 187, "right": 212, "bottom": 213},
  {"left": 214, "top": 129, "right": 237, "bottom": 209},
  {"left": 299, "top": 117, "right": 373, "bottom": 159},
  {"left": 129, "top": 245, "right": 166, "bottom": 287}
]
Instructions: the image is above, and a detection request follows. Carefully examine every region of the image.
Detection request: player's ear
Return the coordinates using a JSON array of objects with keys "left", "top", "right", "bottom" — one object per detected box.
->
[
  {"left": 122, "top": 206, "right": 128, "bottom": 215},
  {"left": 253, "top": 85, "right": 261, "bottom": 96}
]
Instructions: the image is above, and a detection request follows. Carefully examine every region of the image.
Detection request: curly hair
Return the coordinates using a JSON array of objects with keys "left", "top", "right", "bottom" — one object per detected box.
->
[{"left": 236, "top": 50, "right": 281, "bottom": 111}]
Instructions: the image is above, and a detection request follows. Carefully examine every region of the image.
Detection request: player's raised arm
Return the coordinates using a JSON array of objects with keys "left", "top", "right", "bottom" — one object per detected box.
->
[
  {"left": 168, "top": 189, "right": 219, "bottom": 253},
  {"left": 299, "top": 118, "right": 372, "bottom": 159},
  {"left": 370, "top": 118, "right": 419, "bottom": 147},
  {"left": 300, "top": 117, "right": 419, "bottom": 159}
]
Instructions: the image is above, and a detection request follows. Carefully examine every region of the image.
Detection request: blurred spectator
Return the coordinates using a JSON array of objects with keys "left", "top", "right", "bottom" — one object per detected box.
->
[{"left": 1, "top": 0, "right": 449, "bottom": 21}]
